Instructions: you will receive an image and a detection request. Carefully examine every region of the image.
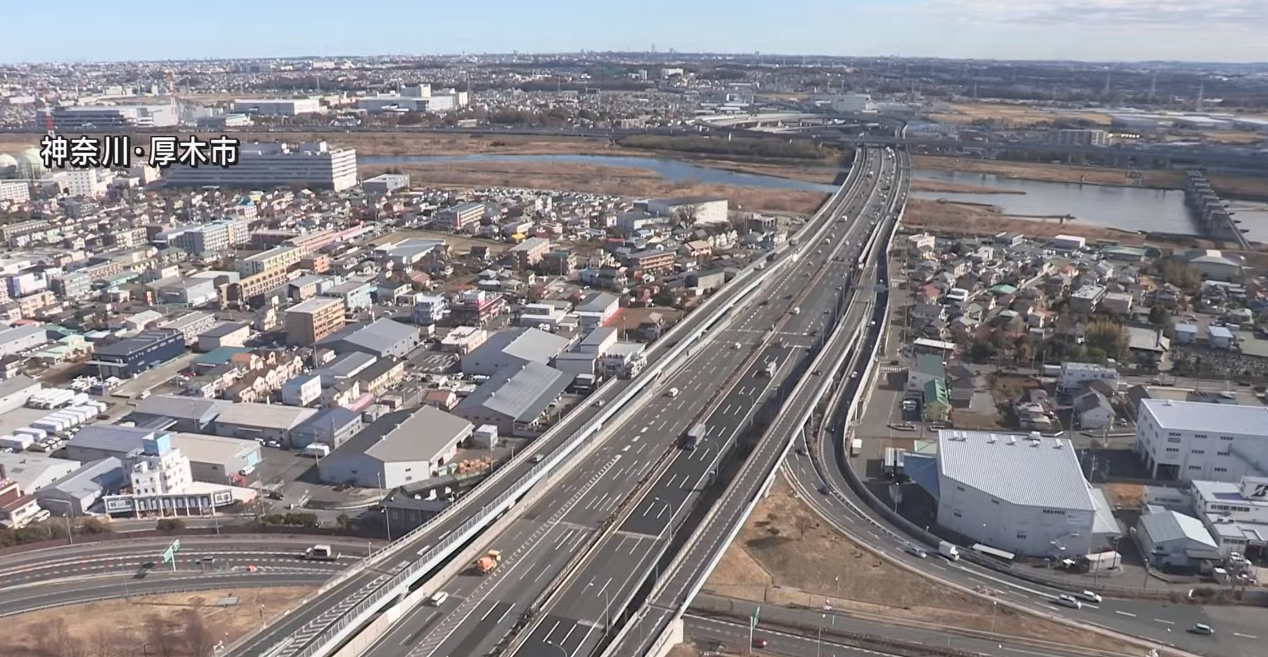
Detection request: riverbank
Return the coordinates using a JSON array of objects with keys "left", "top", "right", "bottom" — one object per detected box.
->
[
  {"left": 903, "top": 198, "right": 1218, "bottom": 249},
  {"left": 367, "top": 161, "right": 829, "bottom": 215},
  {"left": 912, "top": 155, "right": 1268, "bottom": 201},
  {"left": 909, "top": 179, "right": 1022, "bottom": 194}
]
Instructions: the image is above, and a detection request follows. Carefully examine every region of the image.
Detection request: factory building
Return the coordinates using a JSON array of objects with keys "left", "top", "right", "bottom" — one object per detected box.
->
[
  {"left": 88, "top": 328, "right": 185, "bottom": 379},
  {"left": 230, "top": 98, "right": 322, "bottom": 116},
  {"left": 317, "top": 406, "right": 473, "bottom": 489},
  {"left": 904, "top": 430, "right": 1119, "bottom": 558},
  {"left": 319, "top": 318, "right": 420, "bottom": 359},
  {"left": 43, "top": 103, "right": 179, "bottom": 129},
  {"left": 163, "top": 141, "right": 359, "bottom": 192},
  {"left": 1135, "top": 399, "right": 1268, "bottom": 482},
  {"left": 461, "top": 327, "right": 570, "bottom": 377},
  {"left": 362, "top": 173, "right": 410, "bottom": 194}
]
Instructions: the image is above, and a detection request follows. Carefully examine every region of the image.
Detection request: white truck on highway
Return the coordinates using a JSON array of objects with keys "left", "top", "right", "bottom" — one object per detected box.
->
[
  {"left": 938, "top": 541, "right": 961, "bottom": 561},
  {"left": 303, "top": 544, "right": 339, "bottom": 561}
]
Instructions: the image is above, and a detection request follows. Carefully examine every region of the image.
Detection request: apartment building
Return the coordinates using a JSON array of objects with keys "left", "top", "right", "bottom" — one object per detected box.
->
[
  {"left": 285, "top": 297, "right": 346, "bottom": 346},
  {"left": 625, "top": 249, "right": 676, "bottom": 272},
  {"left": 236, "top": 246, "right": 304, "bottom": 276},
  {"left": 225, "top": 268, "right": 289, "bottom": 308},
  {"left": 510, "top": 237, "right": 551, "bottom": 269},
  {"left": 0, "top": 181, "right": 29, "bottom": 203},
  {"left": 436, "top": 202, "right": 484, "bottom": 232},
  {"left": 163, "top": 141, "right": 359, "bottom": 192}
]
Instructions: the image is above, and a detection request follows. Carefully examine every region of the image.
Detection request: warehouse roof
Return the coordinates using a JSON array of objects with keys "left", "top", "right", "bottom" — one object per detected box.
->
[
  {"left": 322, "top": 318, "right": 418, "bottom": 354},
  {"left": 1139, "top": 510, "right": 1217, "bottom": 548},
  {"left": 334, "top": 406, "right": 472, "bottom": 464},
  {"left": 1140, "top": 398, "right": 1268, "bottom": 437},
  {"left": 170, "top": 432, "right": 258, "bottom": 464},
  {"left": 938, "top": 430, "right": 1095, "bottom": 511},
  {"left": 457, "top": 362, "right": 572, "bottom": 422},
  {"left": 132, "top": 395, "right": 231, "bottom": 422},
  {"left": 215, "top": 403, "right": 316, "bottom": 430},
  {"left": 470, "top": 327, "right": 569, "bottom": 366}
]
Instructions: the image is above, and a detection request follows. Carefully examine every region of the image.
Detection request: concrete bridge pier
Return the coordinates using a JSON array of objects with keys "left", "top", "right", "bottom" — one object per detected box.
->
[{"left": 1185, "top": 170, "right": 1251, "bottom": 249}]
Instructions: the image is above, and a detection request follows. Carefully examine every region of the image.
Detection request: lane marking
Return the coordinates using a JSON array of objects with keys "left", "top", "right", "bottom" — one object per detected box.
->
[{"left": 1115, "top": 610, "right": 1137, "bottom": 618}]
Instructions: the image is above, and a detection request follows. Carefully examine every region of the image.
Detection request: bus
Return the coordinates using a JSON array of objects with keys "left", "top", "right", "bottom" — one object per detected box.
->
[{"left": 684, "top": 422, "right": 707, "bottom": 451}]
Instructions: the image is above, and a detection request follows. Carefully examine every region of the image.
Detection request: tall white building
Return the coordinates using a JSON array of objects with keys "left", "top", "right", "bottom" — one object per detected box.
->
[
  {"left": 163, "top": 141, "right": 359, "bottom": 192},
  {"left": 0, "top": 181, "right": 29, "bottom": 203},
  {"left": 1135, "top": 399, "right": 1268, "bottom": 481},
  {"left": 66, "top": 169, "right": 109, "bottom": 198},
  {"left": 908, "top": 430, "right": 1119, "bottom": 557},
  {"left": 44, "top": 103, "right": 179, "bottom": 129},
  {"left": 1058, "top": 362, "right": 1119, "bottom": 392}
]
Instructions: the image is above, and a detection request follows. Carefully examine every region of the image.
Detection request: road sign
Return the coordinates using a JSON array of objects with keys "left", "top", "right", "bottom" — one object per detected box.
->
[
  {"left": 162, "top": 546, "right": 175, "bottom": 563},
  {"left": 171, "top": 538, "right": 181, "bottom": 552},
  {"left": 750, "top": 606, "right": 760, "bottom": 629}
]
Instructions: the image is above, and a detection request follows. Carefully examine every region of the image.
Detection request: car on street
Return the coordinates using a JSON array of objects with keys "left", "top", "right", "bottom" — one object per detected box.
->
[
  {"left": 906, "top": 545, "right": 928, "bottom": 559},
  {"left": 1054, "top": 594, "right": 1082, "bottom": 609},
  {"left": 1192, "top": 623, "right": 1214, "bottom": 636},
  {"left": 752, "top": 638, "right": 768, "bottom": 648},
  {"left": 1077, "top": 590, "right": 1102, "bottom": 603}
]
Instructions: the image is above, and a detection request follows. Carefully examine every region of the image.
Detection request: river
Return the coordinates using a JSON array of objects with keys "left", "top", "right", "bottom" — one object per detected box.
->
[
  {"left": 912, "top": 170, "right": 1268, "bottom": 243},
  {"left": 361, "top": 154, "right": 1268, "bottom": 242},
  {"left": 360, "top": 154, "right": 842, "bottom": 194}
]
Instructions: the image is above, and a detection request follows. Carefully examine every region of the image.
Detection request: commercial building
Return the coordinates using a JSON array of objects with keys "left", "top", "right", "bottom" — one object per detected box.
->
[
  {"left": 412, "top": 294, "right": 448, "bottom": 325},
  {"left": 322, "top": 280, "right": 373, "bottom": 312},
  {"left": 461, "top": 328, "right": 570, "bottom": 377},
  {"left": 450, "top": 290, "right": 507, "bottom": 326},
  {"left": 904, "top": 430, "right": 1119, "bottom": 558},
  {"left": 163, "top": 141, "right": 359, "bottom": 192},
  {"left": 285, "top": 297, "right": 346, "bottom": 346},
  {"left": 44, "top": 103, "right": 179, "bottom": 129},
  {"left": 1048, "top": 129, "right": 1110, "bottom": 147},
  {"left": 231, "top": 98, "right": 322, "bottom": 115},
  {"left": 1135, "top": 399, "right": 1268, "bottom": 482},
  {"left": 362, "top": 173, "right": 410, "bottom": 194},
  {"left": 290, "top": 407, "right": 364, "bottom": 449},
  {"left": 214, "top": 403, "right": 318, "bottom": 445},
  {"left": 435, "top": 202, "right": 485, "bottom": 232},
  {"left": 454, "top": 362, "right": 573, "bottom": 437},
  {"left": 161, "top": 312, "right": 217, "bottom": 346},
  {"left": 35, "top": 458, "right": 125, "bottom": 516},
  {"left": 197, "top": 323, "right": 250, "bottom": 351},
  {"left": 319, "top": 318, "right": 420, "bottom": 359},
  {"left": 67, "top": 169, "right": 108, "bottom": 198},
  {"left": 0, "top": 375, "right": 41, "bottom": 414},
  {"left": 1058, "top": 362, "right": 1119, "bottom": 393},
  {"left": 575, "top": 292, "right": 620, "bottom": 333},
  {"left": 317, "top": 406, "right": 473, "bottom": 489},
  {"left": 89, "top": 328, "right": 185, "bottom": 379},
  {"left": 645, "top": 196, "right": 729, "bottom": 225},
  {"left": 0, "top": 452, "right": 81, "bottom": 493},
  {"left": 1191, "top": 477, "right": 1268, "bottom": 557}
]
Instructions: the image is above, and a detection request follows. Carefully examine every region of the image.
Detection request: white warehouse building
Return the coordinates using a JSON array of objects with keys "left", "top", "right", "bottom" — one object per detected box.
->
[
  {"left": 907, "top": 430, "right": 1119, "bottom": 558},
  {"left": 1135, "top": 399, "right": 1268, "bottom": 482},
  {"left": 163, "top": 141, "right": 358, "bottom": 192},
  {"left": 231, "top": 98, "right": 322, "bottom": 116}
]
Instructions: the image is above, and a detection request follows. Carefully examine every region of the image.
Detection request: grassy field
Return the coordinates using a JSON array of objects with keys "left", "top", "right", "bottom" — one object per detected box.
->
[
  {"left": 913, "top": 154, "right": 1268, "bottom": 200},
  {"left": 6, "top": 586, "right": 314, "bottom": 657},
  {"left": 370, "top": 229, "right": 513, "bottom": 254},
  {"left": 370, "top": 162, "right": 829, "bottom": 215},
  {"left": 705, "top": 479, "right": 1147, "bottom": 655},
  {"left": 923, "top": 102, "right": 1114, "bottom": 127}
]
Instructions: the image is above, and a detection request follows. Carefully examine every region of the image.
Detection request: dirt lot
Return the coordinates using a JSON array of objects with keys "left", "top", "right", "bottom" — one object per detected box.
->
[
  {"left": 990, "top": 373, "right": 1043, "bottom": 405},
  {"left": 373, "top": 162, "right": 829, "bottom": 215},
  {"left": 5, "top": 586, "right": 314, "bottom": 657},
  {"left": 924, "top": 103, "right": 1113, "bottom": 128},
  {"left": 610, "top": 306, "right": 684, "bottom": 334},
  {"left": 1104, "top": 483, "right": 1146, "bottom": 510},
  {"left": 705, "top": 480, "right": 1144, "bottom": 654},
  {"left": 913, "top": 155, "right": 1268, "bottom": 200}
]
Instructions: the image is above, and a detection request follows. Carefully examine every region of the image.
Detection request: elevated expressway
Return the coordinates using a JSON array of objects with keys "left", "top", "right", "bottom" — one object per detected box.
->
[
  {"left": 344, "top": 149, "right": 889, "bottom": 657},
  {"left": 595, "top": 149, "right": 906, "bottom": 657},
  {"left": 224, "top": 152, "right": 877, "bottom": 657}
]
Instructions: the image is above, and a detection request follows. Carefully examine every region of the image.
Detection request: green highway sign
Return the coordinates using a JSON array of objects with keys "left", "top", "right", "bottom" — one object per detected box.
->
[
  {"left": 162, "top": 546, "right": 175, "bottom": 563},
  {"left": 172, "top": 538, "right": 181, "bottom": 552}
]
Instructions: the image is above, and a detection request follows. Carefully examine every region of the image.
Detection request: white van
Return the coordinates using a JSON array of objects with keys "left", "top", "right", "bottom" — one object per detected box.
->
[
  {"left": 667, "top": 388, "right": 680, "bottom": 398},
  {"left": 428, "top": 591, "right": 449, "bottom": 606}
]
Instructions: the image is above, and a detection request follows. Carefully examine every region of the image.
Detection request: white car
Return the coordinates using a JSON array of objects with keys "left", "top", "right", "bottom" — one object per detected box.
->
[
  {"left": 1077, "top": 591, "right": 1102, "bottom": 603},
  {"left": 1054, "top": 594, "right": 1082, "bottom": 609}
]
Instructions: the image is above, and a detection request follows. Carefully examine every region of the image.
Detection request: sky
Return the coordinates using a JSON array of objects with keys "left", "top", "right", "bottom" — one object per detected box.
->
[{"left": 2, "top": 0, "right": 1264, "bottom": 64}]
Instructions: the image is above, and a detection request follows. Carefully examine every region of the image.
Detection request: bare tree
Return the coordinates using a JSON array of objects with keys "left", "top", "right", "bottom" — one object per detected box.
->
[
  {"left": 89, "top": 627, "right": 132, "bottom": 657},
  {"left": 144, "top": 614, "right": 178, "bottom": 657},
  {"left": 49, "top": 618, "right": 87, "bottom": 657},
  {"left": 27, "top": 620, "right": 59, "bottom": 656},
  {"left": 179, "top": 609, "right": 217, "bottom": 657}
]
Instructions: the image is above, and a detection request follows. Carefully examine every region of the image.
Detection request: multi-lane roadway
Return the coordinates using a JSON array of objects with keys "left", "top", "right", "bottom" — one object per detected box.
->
[{"left": 342, "top": 150, "right": 885, "bottom": 657}]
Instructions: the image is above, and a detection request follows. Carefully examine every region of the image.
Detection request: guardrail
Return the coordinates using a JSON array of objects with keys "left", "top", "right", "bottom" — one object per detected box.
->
[{"left": 250, "top": 158, "right": 867, "bottom": 657}]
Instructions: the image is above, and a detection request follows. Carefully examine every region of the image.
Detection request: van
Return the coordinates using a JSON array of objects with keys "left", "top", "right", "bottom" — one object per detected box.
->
[
  {"left": 531, "top": 454, "right": 544, "bottom": 464},
  {"left": 667, "top": 388, "right": 679, "bottom": 398},
  {"left": 427, "top": 591, "right": 449, "bottom": 606}
]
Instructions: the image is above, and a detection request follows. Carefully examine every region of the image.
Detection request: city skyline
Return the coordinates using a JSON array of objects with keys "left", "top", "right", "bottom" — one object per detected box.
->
[{"left": 2, "top": 0, "right": 1264, "bottom": 65}]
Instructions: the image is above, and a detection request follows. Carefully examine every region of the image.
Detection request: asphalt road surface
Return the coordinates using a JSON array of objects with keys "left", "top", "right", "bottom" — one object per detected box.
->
[
  {"left": 357, "top": 152, "right": 885, "bottom": 657},
  {"left": 501, "top": 150, "right": 892, "bottom": 657},
  {"left": 0, "top": 537, "right": 369, "bottom": 589}
]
